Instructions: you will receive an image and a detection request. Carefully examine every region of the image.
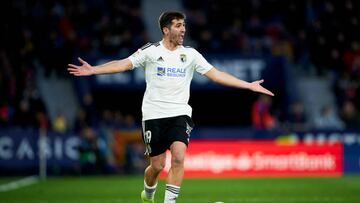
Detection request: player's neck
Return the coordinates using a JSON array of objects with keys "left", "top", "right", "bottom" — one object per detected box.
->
[{"left": 162, "top": 38, "right": 179, "bottom": 51}]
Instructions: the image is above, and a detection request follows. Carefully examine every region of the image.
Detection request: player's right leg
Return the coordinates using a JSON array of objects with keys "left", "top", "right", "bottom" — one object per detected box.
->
[
  {"left": 141, "top": 152, "right": 166, "bottom": 203},
  {"left": 141, "top": 118, "right": 167, "bottom": 202}
]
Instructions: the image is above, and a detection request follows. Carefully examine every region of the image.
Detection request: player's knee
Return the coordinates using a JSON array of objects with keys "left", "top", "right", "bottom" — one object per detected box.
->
[
  {"left": 171, "top": 155, "right": 185, "bottom": 167},
  {"left": 151, "top": 161, "right": 166, "bottom": 172}
]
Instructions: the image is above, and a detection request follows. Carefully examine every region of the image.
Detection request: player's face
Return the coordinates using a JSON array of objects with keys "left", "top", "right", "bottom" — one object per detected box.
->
[{"left": 168, "top": 19, "right": 186, "bottom": 45}]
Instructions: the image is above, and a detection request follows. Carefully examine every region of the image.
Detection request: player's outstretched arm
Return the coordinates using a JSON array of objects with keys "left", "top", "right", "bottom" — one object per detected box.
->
[
  {"left": 68, "top": 57, "right": 133, "bottom": 76},
  {"left": 204, "top": 67, "right": 274, "bottom": 96}
]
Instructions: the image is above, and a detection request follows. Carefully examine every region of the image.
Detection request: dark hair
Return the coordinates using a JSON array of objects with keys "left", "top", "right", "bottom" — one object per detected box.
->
[{"left": 158, "top": 11, "right": 186, "bottom": 34}]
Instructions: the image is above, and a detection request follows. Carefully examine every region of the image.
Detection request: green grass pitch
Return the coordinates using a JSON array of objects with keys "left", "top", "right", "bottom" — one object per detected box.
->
[{"left": 1, "top": 176, "right": 360, "bottom": 203}]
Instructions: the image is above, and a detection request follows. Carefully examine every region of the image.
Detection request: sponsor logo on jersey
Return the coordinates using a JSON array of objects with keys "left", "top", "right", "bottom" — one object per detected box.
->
[
  {"left": 157, "top": 67, "right": 186, "bottom": 77},
  {"left": 157, "top": 67, "right": 166, "bottom": 76}
]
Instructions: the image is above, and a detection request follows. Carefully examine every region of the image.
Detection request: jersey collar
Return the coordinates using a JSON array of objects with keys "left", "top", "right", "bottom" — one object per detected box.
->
[{"left": 160, "top": 40, "right": 183, "bottom": 52}]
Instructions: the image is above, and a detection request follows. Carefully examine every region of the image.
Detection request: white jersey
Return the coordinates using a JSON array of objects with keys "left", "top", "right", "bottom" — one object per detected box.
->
[{"left": 128, "top": 40, "right": 213, "bottom": 121}]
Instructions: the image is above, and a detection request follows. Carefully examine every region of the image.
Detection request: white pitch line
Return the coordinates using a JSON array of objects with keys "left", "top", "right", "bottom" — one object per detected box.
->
[{"left": 0, "top": 176, "right": 39, "bottom": 192}]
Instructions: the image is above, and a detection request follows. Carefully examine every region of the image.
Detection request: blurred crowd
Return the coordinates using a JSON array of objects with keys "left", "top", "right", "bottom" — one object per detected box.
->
[
  {"left": 1, "top": 0, "right": 147, "bottom": 174},
  {"left": 1, "top": 0, "right": 146, "bottom": 131},
  {"left": 1, "top": 0, "right": 360, "bottom": 133},
  {"left": 183, "top": 0, "right": 360, "bottom": 130}
]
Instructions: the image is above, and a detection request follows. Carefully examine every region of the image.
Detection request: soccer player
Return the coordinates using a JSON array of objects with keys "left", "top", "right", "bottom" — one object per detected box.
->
[{"left": 68, "top": 11, "right": 274, "bottom": 203}]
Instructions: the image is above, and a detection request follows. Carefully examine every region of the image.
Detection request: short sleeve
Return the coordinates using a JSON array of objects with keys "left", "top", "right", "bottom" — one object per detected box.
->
[
  {"left": 192, "top": 49, "right": 213, "bottom": 75},
  {"left": 128, "top": 48, "right": 148, "bottom": 69}
]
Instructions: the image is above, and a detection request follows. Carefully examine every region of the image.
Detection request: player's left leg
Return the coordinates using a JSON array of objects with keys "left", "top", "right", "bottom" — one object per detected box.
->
[{"left": 164, "top": 141, "right": 187, "bottom": 203}]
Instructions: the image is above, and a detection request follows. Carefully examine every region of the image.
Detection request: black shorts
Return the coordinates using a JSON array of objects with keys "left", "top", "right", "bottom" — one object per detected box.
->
[{"left": 142, "top": 115, "right": 194, "bottom": 157}]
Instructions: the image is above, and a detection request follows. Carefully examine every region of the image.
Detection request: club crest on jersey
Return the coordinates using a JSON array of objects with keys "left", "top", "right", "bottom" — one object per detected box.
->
[
  {"left": 180, "top": 54, "right": 186, "bottom": 62},
  {"left": 157, "top": 67, "right": 166, "bottom": 76}
]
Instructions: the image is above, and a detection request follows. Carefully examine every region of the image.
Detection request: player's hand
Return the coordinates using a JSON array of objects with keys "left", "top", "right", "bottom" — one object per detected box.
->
[
  {"left": 249, "top": 79, "right": 274, "bottom": 96},
  {"left": 67, "top": 57, "right": 94, "bottom": 76}
]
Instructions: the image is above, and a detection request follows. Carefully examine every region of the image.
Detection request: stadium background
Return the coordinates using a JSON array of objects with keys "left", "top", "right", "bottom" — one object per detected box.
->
[{"left": 1, "top": 0, "right": 360, "bottom": 202}]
